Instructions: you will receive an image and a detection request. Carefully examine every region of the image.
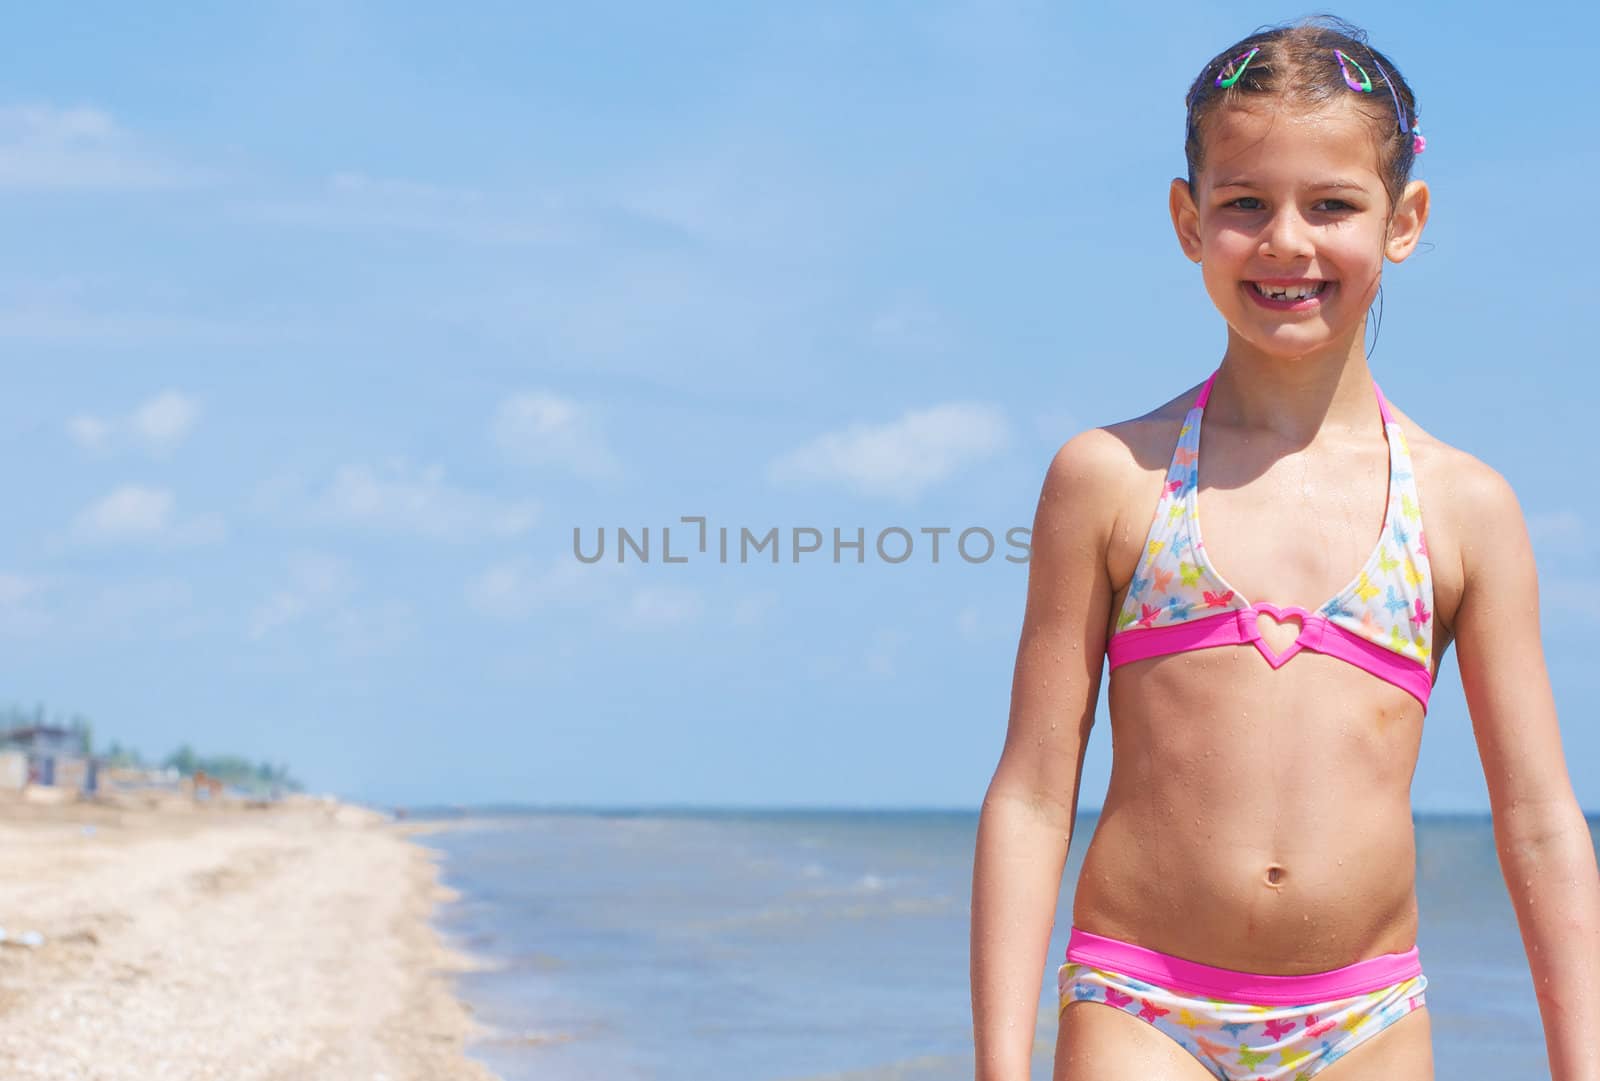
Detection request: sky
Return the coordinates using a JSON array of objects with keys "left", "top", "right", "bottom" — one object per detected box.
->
[{"left": 1, "top": 2, "right": 1595, "bottom": 812}]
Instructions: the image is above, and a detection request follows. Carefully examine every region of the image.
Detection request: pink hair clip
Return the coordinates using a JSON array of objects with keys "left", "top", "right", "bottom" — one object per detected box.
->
[{"left": 1412, "top": 122, "right": 1426, "bottom": 155}]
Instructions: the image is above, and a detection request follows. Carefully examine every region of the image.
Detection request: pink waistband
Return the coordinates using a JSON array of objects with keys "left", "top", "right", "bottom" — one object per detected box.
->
[{"left": 1064, "top": 927, "right": 1423, "bottom": 1005}]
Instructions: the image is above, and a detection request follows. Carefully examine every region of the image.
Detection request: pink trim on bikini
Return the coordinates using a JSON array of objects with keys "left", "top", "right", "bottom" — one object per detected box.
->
[
  {"left": 1107, "top": 369, "right": 1434, "bottom": 706},
  {"left": 1107, "top": 608, "right": 1433, "bottom": 709},
  {"left": 1065, "top": 926, "right": 1423, "bottom": 1005}
]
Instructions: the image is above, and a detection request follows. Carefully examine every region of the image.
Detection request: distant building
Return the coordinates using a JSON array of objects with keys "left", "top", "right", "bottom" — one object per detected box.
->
[
  {"left": 0, "top": 750, "right": 25, "bottom": 790},
  {"left": 1, "top": 724, "right": 95, "bottom": 794},
  {"left": 1, "top": 724, "right": 88, "bottom": 758}
]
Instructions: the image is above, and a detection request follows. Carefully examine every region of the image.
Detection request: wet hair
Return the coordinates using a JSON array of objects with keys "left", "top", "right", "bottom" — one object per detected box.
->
[{"left": 1183, "top": 15, "right": 1420, "bottom": 214}]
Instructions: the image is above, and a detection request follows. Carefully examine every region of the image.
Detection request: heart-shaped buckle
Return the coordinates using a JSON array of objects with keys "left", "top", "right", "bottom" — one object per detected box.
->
[{"left": 1237, "top": 603, "right": 1324, "bottom": 668}]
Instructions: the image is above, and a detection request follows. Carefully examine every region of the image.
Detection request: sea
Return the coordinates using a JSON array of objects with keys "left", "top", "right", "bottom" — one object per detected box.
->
[{"left": 410, "top": 809, "right": 1598, "bottom": 1081}]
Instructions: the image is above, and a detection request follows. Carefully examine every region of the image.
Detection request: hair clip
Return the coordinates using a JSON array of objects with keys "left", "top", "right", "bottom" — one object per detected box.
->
[
  {"left": 1367, "top": 55, "right": 1410, "bottom": 135},
  {"left": 1412, "top": 122, "right": 1426, "bottom": 155},
  {"left": 1215, "top": 46, "right": 1260, "bottom": 89},
  {"left": 1333, "top": 48, "right": 1371, "bottom": 92},
  {"left": 1335, "top": 49, "right": 1412, "bottom": 138}
]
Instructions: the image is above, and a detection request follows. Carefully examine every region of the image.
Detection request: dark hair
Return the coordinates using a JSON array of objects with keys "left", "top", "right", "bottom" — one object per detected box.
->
[{"left": 1183, "top": 16, "right": 1420, "bottom": 213}]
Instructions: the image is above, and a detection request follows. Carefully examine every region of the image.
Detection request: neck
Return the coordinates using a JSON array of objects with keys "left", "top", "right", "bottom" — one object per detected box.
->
[{"left": 1211, "top": 328, "right": 1378, "bottom": 443}]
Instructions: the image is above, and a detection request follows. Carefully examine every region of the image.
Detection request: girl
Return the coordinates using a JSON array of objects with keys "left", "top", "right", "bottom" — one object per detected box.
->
[{"left": 970, "top": 16, "right": 1600, "bottom": 1081}]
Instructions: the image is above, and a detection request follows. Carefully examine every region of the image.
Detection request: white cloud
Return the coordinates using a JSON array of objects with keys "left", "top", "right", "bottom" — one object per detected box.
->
[
  {"left": 67, "top": 389, "right": 201, "bottom": 455},
  {"left": 1, "top": 281, "right": 266, "bottom": 346},
  {"left": 319, "top": 459, "right": 537, "bottom": 539},
  {"left": 466, "top": 557, "right": 633, "bottom": 621},
  {"left": 241, "top": 170, "right": 582, "bottom": 246},
  {"left": 466, "top": 562, "right": 540, "bottom": 620},
  {"left": 325, "top": 599, "right": 417, "bottom": 659},
  {"left": 91, "top": 578, "right": 198, "bottom": 633},
  {"left": 617, "top": 585, "right": 704, "bottom": 631},
  {"left": 732, "top": 589, "right": 778, "bottom": 629},
  {"left": 130, "top": 390, "right": 200, "bottom": 450},
  {"left": 866, "top": 294, "right": 951, "bottom": 351},
  {"left": 0, "top": 572, "right": 202, "bottom": 640},
  {"left": 71, "top": 484, "right": 224, "bottom": 546},
  {"left": 768, "top": 403, "right": 1010, "bottom": 502},
  {"left": 66, "top": 414, "right": 111, "bottom": 450},
  {"left": 250, "top": 552, "right": 353, "bottom": 639},
  {"left": 248, "top": 552, "right": 413, "bottom": 657},
  {"left": 0, "top": 104, "right": 198, "bottom": 191},
  {"left": 79, "top": 485, "right": 171, "bottom": 535},
  {"left": 328, "top": 171, "right": 478, "bottom": 203},
  {"left": 865, "top": 627, "right": 910, "bottom": 677},
  {"left": 0, "top": 573, "right": 42, "bottom": 607},
  {"left": 0, "top": 573, "right": 49, "bottom": 635},
  {"left": 957, "top": 604, "right": 982, "bottom": 642},
  {"left": 491, "top": 392, "right": 621, "bottom": 478}
]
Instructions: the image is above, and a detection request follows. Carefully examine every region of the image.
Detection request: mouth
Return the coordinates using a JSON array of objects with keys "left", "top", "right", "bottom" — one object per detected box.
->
[{"left": 1245, "top": 279, "right": 1332, "bottom": 310}]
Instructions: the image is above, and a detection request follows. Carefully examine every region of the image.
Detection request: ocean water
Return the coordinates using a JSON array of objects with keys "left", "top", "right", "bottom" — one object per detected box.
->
[{"left": 414, "top": 809, "right": 1597, "bottom": 1081}]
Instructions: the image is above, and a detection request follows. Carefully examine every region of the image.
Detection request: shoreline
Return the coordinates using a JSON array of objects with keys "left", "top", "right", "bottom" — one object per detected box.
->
[{"left": 0, "top": 789, "right": 500, "bottom": 1080}]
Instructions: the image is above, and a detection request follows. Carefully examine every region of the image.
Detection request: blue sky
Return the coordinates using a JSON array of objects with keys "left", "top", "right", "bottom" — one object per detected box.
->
[{"left": 1, "top": 2, "right": 1595, "bottom": 811}]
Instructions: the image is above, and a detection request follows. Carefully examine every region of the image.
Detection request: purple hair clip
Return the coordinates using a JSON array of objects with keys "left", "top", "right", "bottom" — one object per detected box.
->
[
  {"left": 1334, "top": 48, "right": 1416, "bottom": 149},
  {"left": 1215, "top": 46, "right": 1260, "bottom": 89}
]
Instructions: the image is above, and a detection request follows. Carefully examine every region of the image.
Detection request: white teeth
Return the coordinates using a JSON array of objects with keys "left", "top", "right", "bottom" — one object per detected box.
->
[{"left": 1253, "top": 281, "right": 1325, "bottom": 300}]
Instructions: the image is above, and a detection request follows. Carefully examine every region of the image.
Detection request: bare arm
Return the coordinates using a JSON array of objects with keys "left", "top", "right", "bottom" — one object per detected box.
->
[
  {"left": 1453, "top": 459, "right": 1600, "bottom": 1081},
  {"left": 972, "top": 431, "right": 1119, "bottom": 1081}
]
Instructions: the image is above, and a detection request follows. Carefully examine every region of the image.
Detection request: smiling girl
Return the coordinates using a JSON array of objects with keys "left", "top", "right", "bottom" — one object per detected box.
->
[{"left": 970, "top": 16, "right": 1600, "bottom": 1081}]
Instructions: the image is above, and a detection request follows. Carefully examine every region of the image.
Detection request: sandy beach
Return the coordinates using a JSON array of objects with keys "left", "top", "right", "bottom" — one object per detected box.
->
[{"left": 0, "top": 790, "right": 498, "bottom": 1081}]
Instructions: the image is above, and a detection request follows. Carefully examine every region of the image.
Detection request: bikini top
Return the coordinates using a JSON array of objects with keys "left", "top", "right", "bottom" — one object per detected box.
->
[{"left": 1106, "top": 368, "right": 1435, "bottom": 710}]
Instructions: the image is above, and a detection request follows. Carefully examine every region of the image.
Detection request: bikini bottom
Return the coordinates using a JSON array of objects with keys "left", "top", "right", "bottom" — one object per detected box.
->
[{"left": 1057, "top": 926, "right": 1428, "bottom": 1080}]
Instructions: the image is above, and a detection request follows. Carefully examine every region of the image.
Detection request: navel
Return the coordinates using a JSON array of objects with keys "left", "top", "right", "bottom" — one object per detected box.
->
[{"left": 1265, "top": 864, "right": 1286, "bottom": 887}]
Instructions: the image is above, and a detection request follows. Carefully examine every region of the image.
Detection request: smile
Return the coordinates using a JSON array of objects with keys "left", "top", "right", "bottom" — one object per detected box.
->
[{"left": 1246, "top": 280, "right": 1332, "bottom": 310}]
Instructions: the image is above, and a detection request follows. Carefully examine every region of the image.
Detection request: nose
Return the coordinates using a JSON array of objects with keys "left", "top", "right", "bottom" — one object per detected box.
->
[{"left": 1259, "top": 205, "right": 1315, "bottom": 260}]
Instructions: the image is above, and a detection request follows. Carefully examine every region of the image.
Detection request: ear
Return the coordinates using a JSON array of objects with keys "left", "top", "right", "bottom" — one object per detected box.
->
[
  {"left": 1385, "top": 179, "right": 1430, "bottom": 262},
  {"left": 1170, "top": 177, "right": 1203, "bottom": 264}
]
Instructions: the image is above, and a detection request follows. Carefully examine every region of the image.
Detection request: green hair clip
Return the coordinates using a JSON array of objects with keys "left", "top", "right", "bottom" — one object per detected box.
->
[
  {"left": 1334, "top": 48, "right": 1372, "bottom": 92},
  {"left": 1337, "top": 48, "right": 1412, "bottom": 138},
  {"left": 1215, "top": 46, "right": 1260, "bottom": 89}
]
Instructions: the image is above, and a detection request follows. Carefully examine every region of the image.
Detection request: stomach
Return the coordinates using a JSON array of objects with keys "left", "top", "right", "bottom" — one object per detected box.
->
[{"left": 1070, "top": 645, "right": 1427, "bottom": 974}]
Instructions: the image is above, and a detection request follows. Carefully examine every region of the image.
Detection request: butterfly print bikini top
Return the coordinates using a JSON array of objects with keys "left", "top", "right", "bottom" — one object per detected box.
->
[{"left": 1105, "top": 368, "right": 1435, "bottom": 710}]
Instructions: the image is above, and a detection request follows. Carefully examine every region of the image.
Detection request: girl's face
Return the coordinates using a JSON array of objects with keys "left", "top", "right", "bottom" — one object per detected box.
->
[{"left": 1170, "top": 99, "right": 1428, "bottom": 362}]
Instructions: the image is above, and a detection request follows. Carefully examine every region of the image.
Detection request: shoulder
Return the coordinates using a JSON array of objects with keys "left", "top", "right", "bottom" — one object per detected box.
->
[
  {"left": 1028, "top": 429, "right": 1124, "bottom": 580},
  {"left": 1448, "top": 451, "right": 1532, "bottom": 595},
  {"left": 1038, "top": 425, "right": 1132, "bottom": 515},
  {"left": 1387, "top": 404, "right": 1529, "bottom": 597},
  {"left": 1034, "top": 385, "right": 1200, "bottom": 569},
  {"left": 1394, "top": 415, "right": 1552, "bottom": 752},
  {"left": 1040, "top": 389, "right": 1196, "bottom": 507},
  {"left": 1392, "top": 407, "right": 1522, "bottom": 537}
]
